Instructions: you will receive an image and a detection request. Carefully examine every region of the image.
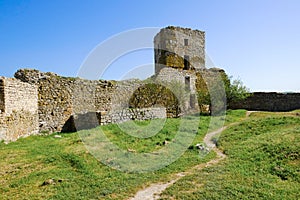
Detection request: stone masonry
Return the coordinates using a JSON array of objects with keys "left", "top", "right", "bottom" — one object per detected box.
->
[
  {"left": 13, "top": 69, "right": 167, "bottom": 135},
  {"left": 0, "top": 77, "right": 38, "bottom": 114},
  {"left": 154, "top": 26, "right": 205, "bottom": 73},
  {"left": 155, "top": 67, "right": 198, "bottom": 111},
  {"left": 229, "top": 92, "right": 300, "bottom": 112},
  {"left": 153, "top": 26, "right": 206, "bottom": 111},
  {"left": 0, "top": 79, "right": 4, "bottom": 113},
  {"left": 0, "top": 77, "right": 39, "bottom": 142}
]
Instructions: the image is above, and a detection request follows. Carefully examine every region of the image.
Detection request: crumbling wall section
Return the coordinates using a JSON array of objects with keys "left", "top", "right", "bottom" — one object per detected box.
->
[
  {"left": 0, "top": 79, "right": 4, "bottom": 113},
  {"left": 0, "top": 110, "right": 39, "bottom": 142},
  {"left": 111, "top": 80, "right": 143, "bottom": 110},
  {"left": 94, "top": 80, "right": 116, "bottom": 112},
  {"left": 0, "top": 77, "right": 38, "bottom": 142},
  {"left": 15, "top": 69, "right": 118, "bottom": 133},
  {"left": 195, "top": 68, "right": 228, "bottom": 114},
  {"left": 3, "top": 77, "right": 38, "bottom": 114},
  {"left": 14, "top": 69, "right": 152, "bottom": 133},
  {"left": 37, "top": 74, "right": 74, "bottom": 133}
]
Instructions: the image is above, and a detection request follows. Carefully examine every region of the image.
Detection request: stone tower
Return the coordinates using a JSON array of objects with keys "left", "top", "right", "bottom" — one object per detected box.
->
[
  {"left": 154, "top": 26, "right": 205, "bottom": 74},
  {"left": 154, "top": 26, "right": 206, "bottom": 112}
]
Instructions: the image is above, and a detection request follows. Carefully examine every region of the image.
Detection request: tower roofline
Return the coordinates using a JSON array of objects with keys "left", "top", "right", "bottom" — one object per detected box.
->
[{"left": 164, "top": 26, "right": 205, "bottom": 34}]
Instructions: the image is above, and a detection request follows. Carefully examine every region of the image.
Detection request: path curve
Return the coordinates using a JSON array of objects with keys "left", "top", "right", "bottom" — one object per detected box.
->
[
  {"left": 130, "top": 126, "right": 226, "bottom": 200},
  {"left": 129, "top": 111, "right": 252, "bottom": 200}
]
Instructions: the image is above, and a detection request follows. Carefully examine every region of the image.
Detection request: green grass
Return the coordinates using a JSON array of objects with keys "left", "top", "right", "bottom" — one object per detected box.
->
[
  {"left": 1, "top": 110, "right": 247, "bottom": 200},
  {"left": 0, "top": 110, "right": 248, "bottom": 199},
  {"left": 224, "top": 109, "right": 248, "bottom": 124},
  {"left": 160, "top": 111, "right": 300, "bottom": 199}
]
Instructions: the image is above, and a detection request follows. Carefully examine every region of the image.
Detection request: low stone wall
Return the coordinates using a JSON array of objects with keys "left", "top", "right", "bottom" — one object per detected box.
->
[
  {"left": 229, "top": 92, "right": 300, "bottom": 111},
  {"left": 61, "top": 107, "right": 166, "bottom": 132},
  {"left": 0, "top": 110, "right": 39, "bottom": 142},
  {"left": 100, "top": 107, "right": 166, "bottom": 125},
  {"left": 61, "top": 112, "right": 101, "bottom": 133}
]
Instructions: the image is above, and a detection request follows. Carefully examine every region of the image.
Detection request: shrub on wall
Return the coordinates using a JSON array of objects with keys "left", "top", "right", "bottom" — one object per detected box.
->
[{"left": 129, "top": 82, "right": 181, "bottom": 117}]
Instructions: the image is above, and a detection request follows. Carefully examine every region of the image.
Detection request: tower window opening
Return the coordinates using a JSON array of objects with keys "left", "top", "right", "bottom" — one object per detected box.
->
[
  {"left": 184, "top": 55, "right": 190, "bottom": 70},
  {"left": 184, "top": 39, "right": 188, "bottom": 46}
]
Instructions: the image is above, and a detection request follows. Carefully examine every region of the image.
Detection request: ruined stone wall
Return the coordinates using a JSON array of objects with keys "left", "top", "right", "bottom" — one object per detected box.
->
[
  {"left": 154, "top": 67, "right": 198, "bottom": 112},
  {"left": 0, "top": 74, "right": 168, "bottom": 138},
  {"left": 14, "top": 69, "right": 165, "bottom": 134},
  {"left": 15, "top": 69, "right": 119, "bottom": 133},
  {"left": 229, "top": 92, "right": 300, "bottom": 111},
  {"left": 1, "top": 77, "right": 38, "bottom": 113},
  {"left": 0, "top": 110, "right": 39, "bottom": 142},
  {"left": 195, "top": 68, "right": 228, "bottom": 114},
  {"left": 61, "top": 107, "right": 166, "bottom": 132},
  {"left": 0, "top": 77, "right": 38, "bottom": 142},
  {"left": 100, "top": 107, "right": 166, "bottom": 125},
  {"left": 36, "top": 74, "right": 74, "bottom": 133},
  {"left": 0, "top": 79, "right": 4, "bottom": 112},
  {"left": 111, "top": 79, "right": 143, "bottom": 110},
  {"left": 7, "top": 66, "right": 229, "bottom": 138},
  {"left": 94, "top": 80, "right": 116, "bottom": 112},
  {"left": 154, "top": 26, "right": 205, "bottom": 73}
]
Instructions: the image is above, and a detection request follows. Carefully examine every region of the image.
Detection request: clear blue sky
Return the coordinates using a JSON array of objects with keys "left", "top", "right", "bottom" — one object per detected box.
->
[{"left": 0, "top": 0, "right": 299, "bottom": 92}]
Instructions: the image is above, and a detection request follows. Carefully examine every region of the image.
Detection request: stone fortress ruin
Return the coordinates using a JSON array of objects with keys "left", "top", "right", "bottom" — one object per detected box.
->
[
  {"left": 1, "top": 26, "right": 300, "bottom": 142},
  {"left": 154, "top": 27, "right": 205, "bottom": 111}
]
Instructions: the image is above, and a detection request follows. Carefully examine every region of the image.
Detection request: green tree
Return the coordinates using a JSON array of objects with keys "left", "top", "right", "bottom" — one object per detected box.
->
[{"left": 225, "top": 77, "right": 251, "bottom": 105}]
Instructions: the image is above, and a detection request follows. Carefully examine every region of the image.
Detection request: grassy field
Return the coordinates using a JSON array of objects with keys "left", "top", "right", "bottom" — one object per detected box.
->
[
  {"left": 160, "top": 111, "right": 300, "bottom": 199},
  {"left": 2, "top": 109, "right": 297, "bottom": 199},
  {"left": 0, "top": 110, "right": 247, "bottom": 200}
]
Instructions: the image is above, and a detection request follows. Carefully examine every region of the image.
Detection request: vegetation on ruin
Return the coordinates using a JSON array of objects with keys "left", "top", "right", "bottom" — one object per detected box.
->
[{"left": 129, "top": 80, "right": 188, "bottom": 116}]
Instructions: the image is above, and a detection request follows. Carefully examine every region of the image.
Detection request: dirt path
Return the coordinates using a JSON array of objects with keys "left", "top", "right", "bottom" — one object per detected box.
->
[
  {"left": 129, "top": 180, "right": 177, "bottom": 200},
  {"left": 129, "top": 111, "right": 252, "bottom": 200},
  {"left": 246, "top": 110, "right": 256, "bottom": 117},
  {"left": 129, "top": 127, "right": 227, "bottom": 200}
]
